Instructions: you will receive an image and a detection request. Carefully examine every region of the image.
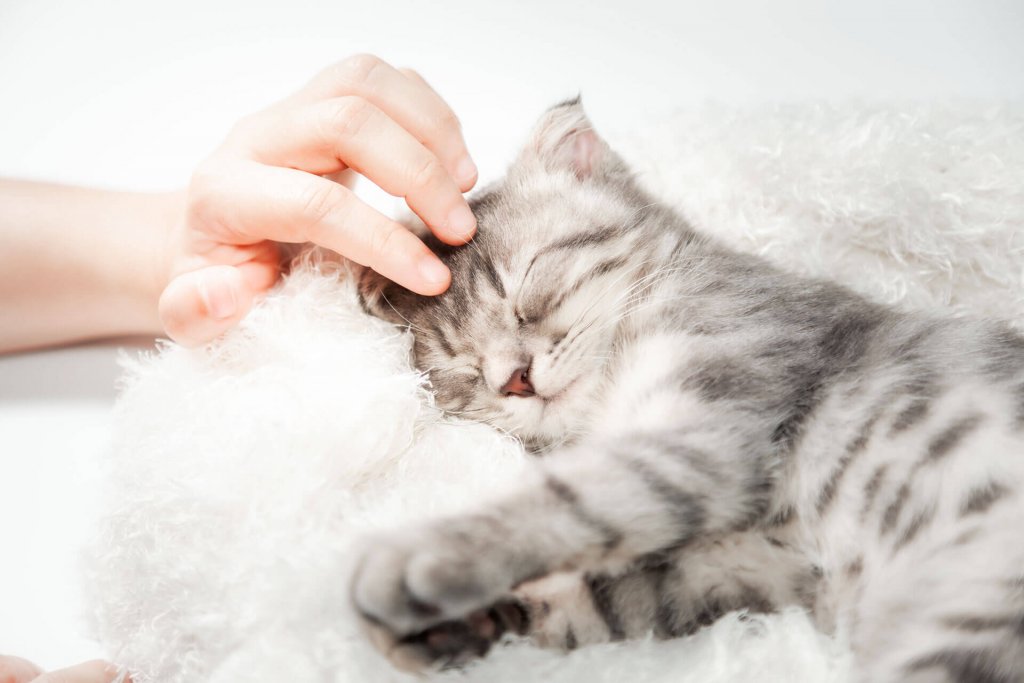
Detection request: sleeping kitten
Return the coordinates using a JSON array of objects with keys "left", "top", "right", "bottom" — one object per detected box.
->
[{"left": 352, "top": 99, "right": 1024, "bottom": 683}]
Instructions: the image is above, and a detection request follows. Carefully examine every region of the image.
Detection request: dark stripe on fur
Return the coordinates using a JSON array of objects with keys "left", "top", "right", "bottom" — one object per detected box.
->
[
  {"left": 892, "top": 507, "right": 935, "bottom": 552},
  {"left": 907, "top": 647, "right": 1016, "bottom": 683},
  {"left": 961, "top": 482, "right": 1011, "bottom": 517},
  {"left": 737, "top": 582, "right": 774, "bottom": 614},
  {"left": 544, "top": 474, "right": 622, "bottom": 550},
  {"left": 647, "top": 560, "right": 686, "bottom": 638},
  {"left": 477, "top": 252, "right": 506, "bottom": 298},
  {"left": 564, "top": 624, "right": 578, "bottom": 650},
  {"left": 793, "top": 566, "right": 822, "bottom": 609},
  {"left": 683, "top": 358, "right": 768, "bottom": 404},
  {"left": 772, "top": 305, "right": 887, "bottom": 452},
  {"left": 622, "top": 455, "right": 705, "bottom": 537},
  {"left": 879, "top": 483, "right": 911, "bottom": 535},
  {"left": 1014, "top": 382, "right": 1024, "bottom": 430},
  {"left": 845, "top": 557, "right": 864, "bottom": 578},
  {"left": 692, "top": 595, "right": 728, "bottom": 630},
  {"left": 923, "top": 413, "right": 984, "bottom": 464},
  {"left": 816, "top": 407, "right": 884, "bottom": 515},
  {"left": 861, "top": 464, "right": 889, "bottom": 519},
  {"left": 542, "top": 226, "right": 622, "bottom": 254},
  {"left": 942, "top": 614, "right": 1024, "bottom": 632},
  {"left": 764, "top": 505, "right": 795, "bottom": 527},
  {"left": 431, "top": 324, "right": 457, "bottom": 358},
  {"left": 584, "top": 573, "right": 626, "bottom": 641},
  {"left": 954, "top": 527, "right": 982, "bottom": 546},
  {"left": 889, "top": 397, "right": 931, "bottom": 435},
  {"left": 548, "top": 256, "right": 631, "bottom": 313}
]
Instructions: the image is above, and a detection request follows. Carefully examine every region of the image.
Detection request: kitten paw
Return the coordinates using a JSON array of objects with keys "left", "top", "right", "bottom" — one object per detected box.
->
[
  {"left": 351, "top": 532, "right": 526, "bottom": 671},
  {"left": 368, "top": 602, "right": 530, "bottom": 672}
]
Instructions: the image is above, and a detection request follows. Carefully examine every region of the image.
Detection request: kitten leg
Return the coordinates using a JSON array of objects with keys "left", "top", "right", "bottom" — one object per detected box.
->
[
  {"left": 351, "top": 429, "right": 769, "bottom": 669},
  {"left": 520, "top": 531, "right": 815, "bottom": 651},
  {"left": 360, "top": 530, "right": 813, "bottom": 671}
]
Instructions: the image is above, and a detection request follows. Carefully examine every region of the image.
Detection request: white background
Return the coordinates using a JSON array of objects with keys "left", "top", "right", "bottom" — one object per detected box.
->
[{"left": 1, "top": 0, "right": 1022, "bottom": 670}]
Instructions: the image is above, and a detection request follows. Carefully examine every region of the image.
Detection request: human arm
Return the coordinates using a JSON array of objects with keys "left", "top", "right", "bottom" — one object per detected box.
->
[
  {"left": 0, "top": 655, "right": 121, "bottom": 683},
  {"left": 0, "top": 180, "right": 177, "bottom": 353},
  {"left": 0, "top": 55, "right": 477, "bottom": 353}
]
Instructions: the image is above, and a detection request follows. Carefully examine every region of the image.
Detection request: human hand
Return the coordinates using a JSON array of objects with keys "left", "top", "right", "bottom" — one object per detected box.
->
[
  {"left": 159, "top": 54, "right": 478, "bottom": 346},
  {"left": 0, "top": 655, "right": 123, "bottom": 683}
]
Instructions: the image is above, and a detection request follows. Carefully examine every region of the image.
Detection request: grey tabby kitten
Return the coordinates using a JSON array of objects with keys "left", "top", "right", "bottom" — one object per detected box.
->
[{"left": 352, "top": 99, "right": 1024, "bottom": 683}]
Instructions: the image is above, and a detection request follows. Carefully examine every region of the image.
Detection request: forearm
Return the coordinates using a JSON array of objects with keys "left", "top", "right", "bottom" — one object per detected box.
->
[{"left": 0, "top": 179, "right": 181, "bottom": 353}]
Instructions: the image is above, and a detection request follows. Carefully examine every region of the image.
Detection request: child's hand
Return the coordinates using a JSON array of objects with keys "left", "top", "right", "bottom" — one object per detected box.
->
[
  {"left": 0, "top": 656, "right": 122, "bottom": 683},
  {"left": 159, "top": 54, "right": 478, "bottom": 346}
]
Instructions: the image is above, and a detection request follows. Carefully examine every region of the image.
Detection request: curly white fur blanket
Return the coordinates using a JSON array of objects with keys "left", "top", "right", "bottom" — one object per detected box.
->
[{"left": 86, "top": 103, "right": 1024, "bottom": 683}]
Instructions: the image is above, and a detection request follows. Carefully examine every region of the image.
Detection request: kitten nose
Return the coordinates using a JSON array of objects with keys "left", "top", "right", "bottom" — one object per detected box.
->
[{"left": 500, "top": 366, "right": 535, "bottom": 397}]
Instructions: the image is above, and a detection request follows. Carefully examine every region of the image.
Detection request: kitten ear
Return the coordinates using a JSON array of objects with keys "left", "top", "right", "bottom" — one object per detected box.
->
[
  {"left": 356, "top": 265, "right": 407, "bottom": 326},
  {"left": 355, "top": 210, "right": 433, "bottom": 323},
  {"left": 522, "top": 97, "right": 621, "bottom": 181}
]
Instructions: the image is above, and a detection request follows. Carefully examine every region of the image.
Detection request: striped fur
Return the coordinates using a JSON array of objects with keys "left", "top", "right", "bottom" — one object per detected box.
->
[{"left": 352, "top": 100, "right": 1024, "bottom": 682}]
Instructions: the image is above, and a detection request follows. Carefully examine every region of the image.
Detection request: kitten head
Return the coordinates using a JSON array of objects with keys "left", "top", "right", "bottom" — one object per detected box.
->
[{"left": 360, "top": 99, "right": 661, "bottom": 449}]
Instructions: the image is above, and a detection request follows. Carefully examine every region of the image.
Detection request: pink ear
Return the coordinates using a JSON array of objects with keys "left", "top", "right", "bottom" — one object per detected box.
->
[
  {"left": 524, "top": 99, "right": 612, "bottom": 180},
  {"left": 568, "top": 128, "right": 603, "bottom": 180}
]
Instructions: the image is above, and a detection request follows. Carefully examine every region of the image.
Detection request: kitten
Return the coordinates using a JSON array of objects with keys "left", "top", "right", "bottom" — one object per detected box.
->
[{"left": 352, "top": 99, "right": 1024, "bottom": 683}]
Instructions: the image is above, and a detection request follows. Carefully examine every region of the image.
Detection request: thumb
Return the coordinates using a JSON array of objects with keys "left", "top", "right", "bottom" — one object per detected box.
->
[
  {"left": 30, "top": 660, "right": 123, "bottom": 683},
  {"left": 0, "top": 655, "right": 44, "bottom": 683},
  {"left": 158, "top": 264, "right": 270, "bottom": 346}
]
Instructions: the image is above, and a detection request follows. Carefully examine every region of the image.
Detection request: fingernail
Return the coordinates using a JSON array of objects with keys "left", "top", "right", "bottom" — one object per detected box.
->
[
  {"left": 199, "top": 276, "right": 238, "bottom": 319},
  {"left": 456, "top": 155, "right": 478, "bottom": 184},
  {"left": 418, "top": 256, "right": 450, "bottom": 287},
  {"left": 446, "top": 203, "right": 477, "bottom": 240}
]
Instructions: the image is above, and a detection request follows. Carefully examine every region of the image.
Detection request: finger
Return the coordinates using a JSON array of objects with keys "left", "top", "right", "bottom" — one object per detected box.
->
[
  {"left": 397, "top": 68, "right": 440, "bottom": 98},
  {"left": 246, "top": 97, "right": 475, "bottom": 243},
  {"left": 159, "top": 263, "right": 273, "bottom": 347},
  {"left": 190, "top": 163, "right": 450, "bottom": 295},
  {"left": 291, "top": 55, "right": 477, "bottom": 191},
  {"left": 323, "top": 167, "right": 358, "bottom": 188},
  {"left": 0, "top": 655, "right": 45, "bottom": 683},
  {"left": 30, "top": 659, "right": 122, "bottom": 683}
]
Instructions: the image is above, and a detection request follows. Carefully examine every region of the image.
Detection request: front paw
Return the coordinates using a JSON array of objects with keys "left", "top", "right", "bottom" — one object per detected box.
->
[
  {"left": 350, "top": 529, "right": 526, "bottom": 671},
  {"left": 377, "top": 601, "right": 530, "bottom": 672}
]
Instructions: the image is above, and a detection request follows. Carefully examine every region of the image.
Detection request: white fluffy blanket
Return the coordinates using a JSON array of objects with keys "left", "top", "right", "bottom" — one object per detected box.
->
[{"left": 87, "top": 103, "right": 1024, "bottom": 683}]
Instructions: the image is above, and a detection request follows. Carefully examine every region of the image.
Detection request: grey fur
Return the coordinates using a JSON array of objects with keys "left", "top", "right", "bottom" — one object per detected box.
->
[
  {"left": 351, "top": 100, "right": 1024, "bottom": 682},
  {"left": 962, "top": 482, "right": 1012, "bottom": 517}
]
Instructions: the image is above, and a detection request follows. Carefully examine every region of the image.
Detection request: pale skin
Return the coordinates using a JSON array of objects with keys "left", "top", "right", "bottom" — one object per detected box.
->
[
  {"left": 0, "top": 55, "right": 475, "bottom": 679},
  {"left": 0, "top": 54, "right": 476, "bottom": 353}
]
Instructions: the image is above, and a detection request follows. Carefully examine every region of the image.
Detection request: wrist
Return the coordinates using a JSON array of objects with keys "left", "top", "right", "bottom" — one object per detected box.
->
[
  {"left": 0, "top": 181, "right": 184, "bottom": 352},
  {"left": 100, "top": 189, "right": 184, "bottom": 338}
]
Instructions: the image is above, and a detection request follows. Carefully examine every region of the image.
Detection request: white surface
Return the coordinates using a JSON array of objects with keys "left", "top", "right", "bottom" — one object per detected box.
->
[{"left": 0, "top": 0, "right": 1022, "bottom": 671}]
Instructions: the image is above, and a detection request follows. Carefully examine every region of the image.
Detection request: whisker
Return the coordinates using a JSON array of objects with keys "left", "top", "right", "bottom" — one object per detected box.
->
[{"left": 380, "top": 291, "right": 428, "bottom": 334}]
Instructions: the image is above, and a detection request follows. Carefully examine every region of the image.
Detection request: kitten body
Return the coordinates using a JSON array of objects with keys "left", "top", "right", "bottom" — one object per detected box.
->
[{"left": 353, "top": 100, "right": 1024, "bottom": 683}]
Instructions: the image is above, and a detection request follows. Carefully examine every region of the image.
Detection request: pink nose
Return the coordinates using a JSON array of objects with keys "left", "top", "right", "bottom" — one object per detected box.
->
[{"left": 500, "top": 367, "right": 535, "bottom": 397}]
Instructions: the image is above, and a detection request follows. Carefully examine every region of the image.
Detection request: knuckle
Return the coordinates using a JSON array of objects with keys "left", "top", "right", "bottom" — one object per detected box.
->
[
  {"left": 339, "top": 53, "right": 385, "bottom": 87},
  {"left": 296, "top": 182, "right": 341, "bottom": 234},
  {"left": 369, "top": 222, "right": 403, "bottom": 263},
  {"left": 323, "top": 96, "right": 373, "bottom": 143},
  {"left": 398, "top": 67, "right": 422, "bottom": 81},
  {"left": 186, "top": 162, "right": 224, "bottom": 227},
  {"left": 408, "top": 156, "right": 444, "bottom": 194},
  {"left": 429, "top": 109, "right": 462, "bottom": 135}
]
